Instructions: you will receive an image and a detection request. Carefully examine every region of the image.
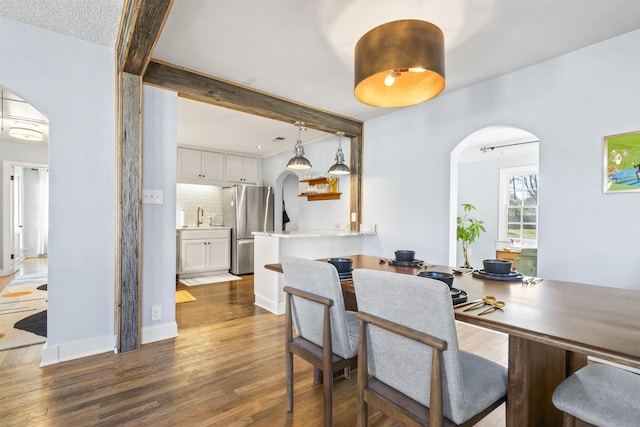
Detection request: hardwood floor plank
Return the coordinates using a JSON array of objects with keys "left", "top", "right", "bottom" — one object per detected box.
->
[{"left": 0, "top": 275, "right": 508, "bottom": 426}]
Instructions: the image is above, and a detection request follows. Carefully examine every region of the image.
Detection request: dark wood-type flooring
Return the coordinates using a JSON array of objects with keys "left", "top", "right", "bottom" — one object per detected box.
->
[{"left": 0, "top": 276, "right": 507, "bottom": 426}]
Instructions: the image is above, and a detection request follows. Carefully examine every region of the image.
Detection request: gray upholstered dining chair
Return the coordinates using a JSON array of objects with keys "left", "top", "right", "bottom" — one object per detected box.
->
[
  {"left": 514, "top": 248, "right": 537, "bottom": 276},
  {"left": 552, "top": 363, "right": 640, "bottom": 427},
  {"left": 352, "top": 268, "right": 507, "bottom": 427},
  {"left": 281, "top": 256, "right": 359, "bottom": 427}
]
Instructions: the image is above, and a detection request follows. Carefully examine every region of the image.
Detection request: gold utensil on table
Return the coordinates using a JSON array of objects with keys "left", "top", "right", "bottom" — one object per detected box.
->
[
  {"left": 463, "top": 296, "right": 497, "bottom": 311},
  {"left": 478, "top": 301, "right": 505, "bottom": 315},
  {"left": 454, "top": 299, "right": 484, "bottom": 309}
]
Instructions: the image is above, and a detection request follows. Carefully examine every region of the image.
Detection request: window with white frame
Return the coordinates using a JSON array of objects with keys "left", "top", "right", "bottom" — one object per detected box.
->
[{"left": 499, "top": 165, "right": 539, "bottom": 243}]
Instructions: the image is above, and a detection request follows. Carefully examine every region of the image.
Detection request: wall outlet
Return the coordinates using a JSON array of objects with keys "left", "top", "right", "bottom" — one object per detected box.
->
[{"left": 151, "top": 306, "right": 162, "bottom": 321}]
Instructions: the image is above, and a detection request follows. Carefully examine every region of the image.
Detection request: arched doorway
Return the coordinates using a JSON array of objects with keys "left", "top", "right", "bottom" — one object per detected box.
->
[
  {"left": 449, "top": 126, "right": 539, "bottom": 268},
  {"left": 273, "top": 170, "right": 299, "bottom": 232},
  {"left": 0, "top": 86, "right": 49, "bottom": 355}
]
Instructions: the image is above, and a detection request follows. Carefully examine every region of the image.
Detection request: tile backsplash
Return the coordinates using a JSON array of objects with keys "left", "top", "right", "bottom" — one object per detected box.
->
[{"left": 176, "top": 184, "right": 224, "bottom": 227}]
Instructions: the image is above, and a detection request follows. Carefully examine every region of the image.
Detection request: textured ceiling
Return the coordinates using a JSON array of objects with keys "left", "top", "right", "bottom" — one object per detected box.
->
[{"left": 0, "top": 0, "right": 123, "bottom": 47}]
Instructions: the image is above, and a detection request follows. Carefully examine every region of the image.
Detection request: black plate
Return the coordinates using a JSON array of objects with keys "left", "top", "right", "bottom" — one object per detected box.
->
[
  {"left": 476, "top": 270, "right": 522, "bottom": 277},
  {"left": 389, "top": 259, "right": 424, "bottom": 267},
  {"left": 472, "top": 270, "right": 524, "bottom": 282},
  {"left": 451, "top": 289, "right": 468, "bottom": 305}
]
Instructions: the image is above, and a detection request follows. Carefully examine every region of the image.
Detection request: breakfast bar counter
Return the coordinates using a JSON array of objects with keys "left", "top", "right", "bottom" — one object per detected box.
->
[
  {"left": 252, "top": 231, "right": 375, "bottom": 314},
  {"left": 265, "top": 254, "right": 640, "bottom": 426}
]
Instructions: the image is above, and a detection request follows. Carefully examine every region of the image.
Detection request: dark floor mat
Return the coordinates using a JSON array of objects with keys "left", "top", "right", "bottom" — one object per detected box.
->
[{"left": 14, "top": 310, "right": 47, "bottom": 337}]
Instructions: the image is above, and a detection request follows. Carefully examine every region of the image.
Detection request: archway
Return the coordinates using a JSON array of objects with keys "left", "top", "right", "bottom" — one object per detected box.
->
[
  {"left": 273, "top": 170, "right": 299, "bottom": 232},
  {"left": 449, "top": 126, "right": 539, "bottom": 268}
]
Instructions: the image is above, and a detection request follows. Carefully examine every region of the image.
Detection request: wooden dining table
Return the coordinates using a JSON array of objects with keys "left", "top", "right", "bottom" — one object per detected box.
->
[{"left": 265, "top": 254, "right": 640, "bottom": 426}]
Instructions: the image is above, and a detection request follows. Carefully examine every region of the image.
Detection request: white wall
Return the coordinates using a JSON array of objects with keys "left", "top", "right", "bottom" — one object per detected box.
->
[
  {"left": 262, "top": 134, "right": 351, "bottom": 230},
  {"left": 141, "top": 85, "right": 178, "bottom": 343},
  {"left": 363, "top": 29, "right": 640, "bottom": 289},
  {"left": 1, "top": 17, "right": 116, "bottom": 363}
]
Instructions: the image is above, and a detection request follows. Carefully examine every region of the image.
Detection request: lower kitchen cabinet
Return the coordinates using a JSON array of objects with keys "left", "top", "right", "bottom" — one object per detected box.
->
[{"left": 178, "top": 229, "right": 230, "bottom": 276}]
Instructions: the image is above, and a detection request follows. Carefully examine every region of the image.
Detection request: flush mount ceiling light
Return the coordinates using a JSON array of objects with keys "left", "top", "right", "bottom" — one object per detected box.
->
[
  {"left": 354, "top": 19, "right": 446, "bottom": 108},
  {"left": 9, "top": 122, "right": 44, "bottom": 141},
  {"left": 287, "top": 121, "right": 312, "bottom": 170},
  {"left": 328, "top": 131, "right": 350, "bottom": 176}
]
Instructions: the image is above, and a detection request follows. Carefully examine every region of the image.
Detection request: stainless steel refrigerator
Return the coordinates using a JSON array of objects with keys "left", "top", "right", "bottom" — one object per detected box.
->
[{"left": 223, "top": 185, "right": 274, "bottom": 275}]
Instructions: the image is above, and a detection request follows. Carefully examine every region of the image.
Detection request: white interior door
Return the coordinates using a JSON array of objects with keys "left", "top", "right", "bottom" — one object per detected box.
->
[{"left": 10, "top": 165, "right": 25, "bottom": 274}]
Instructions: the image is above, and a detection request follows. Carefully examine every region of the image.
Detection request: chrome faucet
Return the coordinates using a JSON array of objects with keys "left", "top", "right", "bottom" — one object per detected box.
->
[{"left": 197, "top": 207, "right": 204, "bottom": 227}]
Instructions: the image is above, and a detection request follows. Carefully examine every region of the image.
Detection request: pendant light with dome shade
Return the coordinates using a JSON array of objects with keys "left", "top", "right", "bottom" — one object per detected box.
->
[
  {"left": 328, "top": 131, "right": 350, "bottom": 175},
  {"left": 287, "top": 121, "right": 312, "bottom": 170}
]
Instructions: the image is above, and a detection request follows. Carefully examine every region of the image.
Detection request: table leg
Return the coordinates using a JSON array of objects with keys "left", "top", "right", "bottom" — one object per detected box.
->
[{"left": 506, "top": 335, "right": 587, "bottom": 426}]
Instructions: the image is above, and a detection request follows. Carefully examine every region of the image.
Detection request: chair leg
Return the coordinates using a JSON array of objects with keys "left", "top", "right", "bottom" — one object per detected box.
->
[
  {"left": 286, "top": 350, "right": 294, "bottom": 412},
  {"left": 562, "top": 412, "right": 576, "bottom": 427},
  {"left": 314, "top": 367, "right": 322, "bottom": 384},
  {"left": 323, "top": 364, "right": 333, "bottom": 427},
  {"left": 344, "top": 366, "right": 351, "bottom": 379}
]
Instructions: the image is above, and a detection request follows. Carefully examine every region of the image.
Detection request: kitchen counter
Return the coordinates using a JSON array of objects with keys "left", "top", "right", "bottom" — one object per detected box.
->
[
  {"left": 252, "top": 230, "right": 375, "bottom": 238},
  {"left": 253, "top": 230, "right": 376, "bottom": 314},
  {"left": 177, "top": 226, "right": 230, "bottom": 231}
]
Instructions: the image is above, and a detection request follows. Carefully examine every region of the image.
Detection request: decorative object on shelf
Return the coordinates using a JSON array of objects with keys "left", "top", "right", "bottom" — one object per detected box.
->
[
  {"left": 328, "top": 131, "right": 350, "bottom": 175},
  {"left": 298, "top": 176, "right": 341, "bottom": 200},
  {"left": 603, "top": 130, "right": 640, "bottom": 193},
  {"left": 354, "top": 19, "right": 446, "bottom": 108},
  {"left": 456, "top": 203, "right": 486, "bottom": 269},
  {"left": 287, "top": 121, "right": 312, "bottom": 170}
]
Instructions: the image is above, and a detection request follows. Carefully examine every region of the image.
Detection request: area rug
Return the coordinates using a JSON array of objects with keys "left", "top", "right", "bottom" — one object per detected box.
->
[
  {"left": 179, "top": 273, "right": 242, "bottom": 287},
  {"left": 176, "top": 290, "right": 197, "bottom": 304},
  {"left": 0, "top": 281, "right": 47, "bottom": 350}
]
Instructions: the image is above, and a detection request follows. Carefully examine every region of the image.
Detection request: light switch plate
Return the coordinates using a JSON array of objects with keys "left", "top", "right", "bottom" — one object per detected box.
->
[{"left": 142, "top": 189, "right": 163, "bottom": 205}]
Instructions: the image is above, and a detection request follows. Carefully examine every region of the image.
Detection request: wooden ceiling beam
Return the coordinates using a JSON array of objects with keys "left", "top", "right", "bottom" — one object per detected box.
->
[
  {"left": 117, "top": 0, "right": 174, "bottom": 75},
  {"left": 143, "top": 59, "right": 363, "bottom": 137}
]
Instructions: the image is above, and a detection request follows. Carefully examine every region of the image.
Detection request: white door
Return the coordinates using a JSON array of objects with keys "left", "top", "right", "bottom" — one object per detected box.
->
[{"left": 10, "top": 166, "right": 25, "bottom": 274}]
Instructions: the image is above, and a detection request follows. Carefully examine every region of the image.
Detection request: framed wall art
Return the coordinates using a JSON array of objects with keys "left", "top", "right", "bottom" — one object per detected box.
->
[{"left": 603, "top": 130, "right": 640, "bottom": 194}]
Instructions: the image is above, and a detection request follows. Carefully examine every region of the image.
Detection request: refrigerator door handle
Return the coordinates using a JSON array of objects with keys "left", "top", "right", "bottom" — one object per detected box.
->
[{"left": 264, "top": 186, "right": 272, "bottom": 232}]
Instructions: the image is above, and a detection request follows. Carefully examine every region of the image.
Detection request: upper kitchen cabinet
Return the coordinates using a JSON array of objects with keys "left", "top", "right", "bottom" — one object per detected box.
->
[
  {"left": 177, "top": 147, "right": 224, "bottom": 184},
  {"left": 225, "top": 154, "right": 259, "bottom": 184}
]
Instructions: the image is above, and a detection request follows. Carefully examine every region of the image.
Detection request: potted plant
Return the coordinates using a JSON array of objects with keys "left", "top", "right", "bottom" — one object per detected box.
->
[{"left": 457, "top": 203, "right": 486, "bottom": 268}]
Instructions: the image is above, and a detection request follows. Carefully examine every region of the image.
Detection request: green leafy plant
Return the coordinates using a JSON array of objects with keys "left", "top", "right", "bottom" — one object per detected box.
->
[{"left": 457, "top": 203, "right": 486, "bottom": 268}]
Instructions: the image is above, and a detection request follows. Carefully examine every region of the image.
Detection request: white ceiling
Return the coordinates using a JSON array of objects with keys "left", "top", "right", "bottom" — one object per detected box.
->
[{"left": 2, "top": 0, "right": 639, "bottom": 157}]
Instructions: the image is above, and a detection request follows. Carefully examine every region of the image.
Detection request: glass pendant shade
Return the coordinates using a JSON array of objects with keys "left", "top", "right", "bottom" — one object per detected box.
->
[
  {"left": 354, "top": 19, "right": 445, "bottom": 108},
  {"left": 287, "top": 121, "right": 312, "bottom": 170}
]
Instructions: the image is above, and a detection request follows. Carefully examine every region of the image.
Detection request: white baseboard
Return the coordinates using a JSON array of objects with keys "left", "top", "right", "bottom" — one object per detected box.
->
[
  {"left": 254, "top": 294, "right": 284, "bottom": 315},
  {"left": 141, "top": 321, "right": 178, "bottom": 344},
  {"left": 40, "top": 334, "right": 116, "bottom": 367},
  {"left": 40, "top": 323, "right": 179, "bottom": 366}
]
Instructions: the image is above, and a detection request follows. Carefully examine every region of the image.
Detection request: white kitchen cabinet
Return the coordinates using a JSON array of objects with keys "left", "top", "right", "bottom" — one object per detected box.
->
[
  {"left": 225, "top": 154, "right": 259, "bottom": 184},
  {"left": 178, "top": 229, "right": 230, "bottom": 277},
  {"left": 177, "top": 148, "right": 224, "bottom": 184}
]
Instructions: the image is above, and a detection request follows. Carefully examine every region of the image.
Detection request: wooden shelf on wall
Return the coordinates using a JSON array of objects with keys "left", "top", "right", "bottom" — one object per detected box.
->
[{"left": 298, "top": 192, "right": 342, "bottom": 201}]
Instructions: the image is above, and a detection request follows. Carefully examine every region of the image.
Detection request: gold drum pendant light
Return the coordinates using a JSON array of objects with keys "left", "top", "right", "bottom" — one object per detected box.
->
[{"left": 354, "top": 19, "right": 446, "bottom": 108}]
